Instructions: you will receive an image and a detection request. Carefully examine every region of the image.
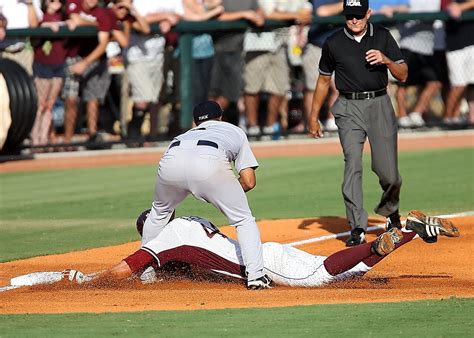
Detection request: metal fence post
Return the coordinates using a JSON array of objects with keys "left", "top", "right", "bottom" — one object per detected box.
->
[{"left": 179, "top": 33, "right": 194, "bottom": 130}]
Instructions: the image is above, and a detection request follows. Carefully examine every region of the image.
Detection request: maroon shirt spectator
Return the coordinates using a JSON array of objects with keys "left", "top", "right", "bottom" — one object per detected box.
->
[
  {"left": 34, "top": 12, "right": 67, "bottom": 65},
  {"left": 64, "top": 0, "right": 115, "bottom": 58}
]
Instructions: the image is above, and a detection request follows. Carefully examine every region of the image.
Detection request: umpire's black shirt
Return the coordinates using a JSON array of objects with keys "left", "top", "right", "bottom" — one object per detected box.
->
[{"left": 319, "top": 23, "right": 405, "bottom": 92}]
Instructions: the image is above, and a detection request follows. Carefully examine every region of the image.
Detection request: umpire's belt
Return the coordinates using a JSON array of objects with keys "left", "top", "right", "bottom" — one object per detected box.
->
[
  {"left": 340, "top": 88, "right": 386, "bottom": 100},
  {"left": 169, "top": 140, "right": 218, "bottom": 149}
]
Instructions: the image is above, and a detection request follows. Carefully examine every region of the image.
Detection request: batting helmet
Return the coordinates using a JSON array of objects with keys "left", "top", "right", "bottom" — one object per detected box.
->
[
  {"left": 135, "top": 208, "right": 176, "bottom": 237},
  {"left": 136, "top": 209, "right": 151, "bottom": 237}
]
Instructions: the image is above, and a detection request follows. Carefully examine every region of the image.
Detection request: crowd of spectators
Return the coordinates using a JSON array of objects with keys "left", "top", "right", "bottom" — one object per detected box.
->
[{"left": 0, "top": 0, "right": 473, "bottom": 149}]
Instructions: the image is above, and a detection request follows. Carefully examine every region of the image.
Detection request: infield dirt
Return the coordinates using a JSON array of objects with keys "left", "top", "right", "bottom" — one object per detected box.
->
[{"left": 0, "top": 216, "right": 473, "bottom": 314}]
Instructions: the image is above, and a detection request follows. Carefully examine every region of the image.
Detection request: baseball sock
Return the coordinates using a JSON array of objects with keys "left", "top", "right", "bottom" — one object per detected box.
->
[
  {"left": 127, "top": 106, "right": 147, "bottom": 139},
  {"left": 149, "top": 103, "right": 160, "bottom": 138},
  {"left": 323, "top": 230, "right": 417, "bottom": 275},
  {"left": 323, "top": 242, "right": 373, "bottom": 276},
  {"left": 362, "top": 230, "right": 416, "bottom": 267},
  {"left": 123, "top": 249, "right": 154, "bottom": 274}
]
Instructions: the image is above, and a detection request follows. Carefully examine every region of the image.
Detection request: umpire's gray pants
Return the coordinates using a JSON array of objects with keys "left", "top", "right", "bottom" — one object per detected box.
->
[
  {"left": 141, "top": 140, "right": 265, "bottom": 281},
  {"left": 332, "top": 95, "right": 402, "bottom": 231}
]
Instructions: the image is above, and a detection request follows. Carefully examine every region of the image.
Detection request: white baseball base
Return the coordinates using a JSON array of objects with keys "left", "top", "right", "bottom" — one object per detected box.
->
[
  {"left": 0, "top": 285, "right": 22, "bottom": 292},
  {"left": 10, "top": 272, "right": 64, "bottom": 286}
]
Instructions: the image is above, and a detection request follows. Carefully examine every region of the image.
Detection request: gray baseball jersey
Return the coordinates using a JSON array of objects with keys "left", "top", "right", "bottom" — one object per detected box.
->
[{"left": 142, "top": 120, "right": 265, "bottom": 280}]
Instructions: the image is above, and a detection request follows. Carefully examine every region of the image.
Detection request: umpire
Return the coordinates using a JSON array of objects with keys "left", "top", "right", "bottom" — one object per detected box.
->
[{"left": 308, "top": 0, "right": 408, "bottom": 246}]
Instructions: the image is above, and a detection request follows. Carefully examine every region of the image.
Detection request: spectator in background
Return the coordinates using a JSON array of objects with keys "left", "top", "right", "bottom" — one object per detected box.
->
[
  {"left": 123, "top": 0, "right": 182, "bottom": 143},
  {"left": 62, "top": 0, "right": 114, "bottom": 146},
  {"left": 0, "top": 0, "right": 43, "bottom": 74},
  {"left": 301, "top": 0, "right": 343, "bottom": 134},
  {"left": 30, "top": 0, "right": 67, "bottom": 148},
  {"left": 0, "top": 12, "right": 6, "bottom": 40},
  {"left": 109, "top": 0, "right": 150, "bottom": 49},
  {"left": 396, "top": 0, "right": 442, "bottom": 128},
  {"left": 208, "top": 0, "right": 264, "bottom": 121},
  {"left": 182, "top": 0, "right": 224, "bottom": 107},
  {"left": 444, "top": 0, "right": 474, "bottom": 126},
  {"left": 243, "top": 0, "right": 312, "bottom": 137},
  {"left": 370, "top": 0, "right": 409, "bottom": 18}
]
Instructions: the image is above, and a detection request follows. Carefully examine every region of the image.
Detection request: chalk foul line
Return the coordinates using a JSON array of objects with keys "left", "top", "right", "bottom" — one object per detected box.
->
[{"left": 287, "top": 211, "right": 474, "bottom": 247}]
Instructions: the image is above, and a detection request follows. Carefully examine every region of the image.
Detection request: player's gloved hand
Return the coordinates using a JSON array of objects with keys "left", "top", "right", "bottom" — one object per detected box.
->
[{"left": 61, "top": 269, "right": 87, "bottom": 284}]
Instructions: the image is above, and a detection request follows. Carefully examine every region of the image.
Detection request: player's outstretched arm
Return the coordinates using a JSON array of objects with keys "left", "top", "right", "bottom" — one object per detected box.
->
[{"left": 105, "top": 261, "right": 134, "bottom": 279}]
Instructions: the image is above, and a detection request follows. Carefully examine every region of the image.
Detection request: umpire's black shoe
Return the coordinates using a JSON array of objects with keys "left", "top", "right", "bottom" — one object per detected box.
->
[
  {"left": 345, "top": 228, "right": 366, "bottom": 247},
  {"left": 386, "top": 210, "right": 402, "bottom": 230},
  {"left": 247, "top": 275, "right": 273, "bottom": 290}
]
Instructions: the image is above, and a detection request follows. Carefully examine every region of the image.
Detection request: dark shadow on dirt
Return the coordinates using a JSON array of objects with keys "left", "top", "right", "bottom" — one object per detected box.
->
[{"left": 297, "top": 216, "right": 386, "bottom": 243}]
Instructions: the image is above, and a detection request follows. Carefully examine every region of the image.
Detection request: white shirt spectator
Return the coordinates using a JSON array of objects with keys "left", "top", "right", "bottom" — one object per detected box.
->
[
  {"left": 125, "top": 0, "right": 184, "bottom": 63},
  {"left": 0, "top": 0, "right": 43, "bottom": 52},
  {"left": 244, "top": 0, "right": 310, "bottom": 52},
  {"left": 399, "top": 0, "right": 441, "bottom": 56},
  {"left": 0, "top": 0, "right": 43, "bottom": 29}
]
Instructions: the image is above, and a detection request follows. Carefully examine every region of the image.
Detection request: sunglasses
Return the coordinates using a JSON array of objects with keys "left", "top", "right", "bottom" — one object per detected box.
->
[{"left": 345, "top": 14, "right": 366, "bottom": 20}]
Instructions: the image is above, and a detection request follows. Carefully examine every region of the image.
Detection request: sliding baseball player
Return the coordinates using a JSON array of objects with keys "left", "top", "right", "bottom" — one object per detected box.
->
[{"left": 59, "top": 209, "right": 459, "bottom": 288}]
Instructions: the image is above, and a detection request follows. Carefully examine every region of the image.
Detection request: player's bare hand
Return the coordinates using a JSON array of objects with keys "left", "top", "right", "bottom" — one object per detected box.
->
[
  {"left": 366, "top": 49, "right": 387, "bottom": 65},
  {"left": 308, "top": 119, "right": 323, "bottom": 139}
]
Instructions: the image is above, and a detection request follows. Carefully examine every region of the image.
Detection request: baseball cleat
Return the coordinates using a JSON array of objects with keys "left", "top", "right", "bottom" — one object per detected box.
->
[
  {"left": 405, "top": 210, "right": 460, "bottom": 243},
  {"left": 247, "top": 275, "right": 273, "bottom": 290},
  {"left": 371, "top": 227, "right": 403, "bottom": 256}
]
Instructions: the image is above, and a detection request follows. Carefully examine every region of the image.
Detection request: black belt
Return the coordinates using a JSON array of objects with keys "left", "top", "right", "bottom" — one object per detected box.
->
[
  {"left": 169, "top": 140, "right": 218, "bottom": 149},
  {"left": 340, "top": 88, "right": 387, "bottom": 100}
]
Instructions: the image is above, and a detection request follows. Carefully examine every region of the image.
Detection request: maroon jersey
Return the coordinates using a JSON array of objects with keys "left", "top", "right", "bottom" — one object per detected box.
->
[
  {"left": 34, "top": 13, "right": 67, "bottom": 65},
  {"left": 65, "top": 0, "right": 115, "bottom": 58}
]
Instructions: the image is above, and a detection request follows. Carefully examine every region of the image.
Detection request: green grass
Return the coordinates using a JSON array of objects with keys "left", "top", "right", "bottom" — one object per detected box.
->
[
  {"left": 0, "top": 147, "right": 473, "bottom": 337},
  {"left": 0, "top": 298, "right": 472, "bottom": 337},
  {"left": 0, "top": 148, "right": 473, "bottom": 261}
]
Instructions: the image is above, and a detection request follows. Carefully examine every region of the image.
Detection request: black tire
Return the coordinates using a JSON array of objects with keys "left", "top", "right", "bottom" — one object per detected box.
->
[
  {"left": 8, "top": 67, "right": 28, "bottom": 145},
  {"left": 14, "top": 64, "right": 37, "bottom": 143},
  {"left": 0, "top": 59, "right": 38, "bottom": 153},
  {"left": 0, "top": 64, "right": 20, "bottom": 149}
]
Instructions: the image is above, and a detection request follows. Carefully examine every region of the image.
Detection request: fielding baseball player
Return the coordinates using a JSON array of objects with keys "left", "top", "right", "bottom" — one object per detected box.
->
[
  {"left": 142, "top": 100, "right": 270, "bottom": 289},
  {"left": 66, "top": 209, "right": 458, "bottom": 288},
  {"left": 308, "top": 0, "right": 409, "bottom": 247}
]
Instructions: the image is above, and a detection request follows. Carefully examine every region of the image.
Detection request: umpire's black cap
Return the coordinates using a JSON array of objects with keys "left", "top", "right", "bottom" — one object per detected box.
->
[
  {"left": 343, "top": 0, "right": 369, "bottom": 16},
  {"left": 193, "top": 100, "right": 223, "bottom": 124}
]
